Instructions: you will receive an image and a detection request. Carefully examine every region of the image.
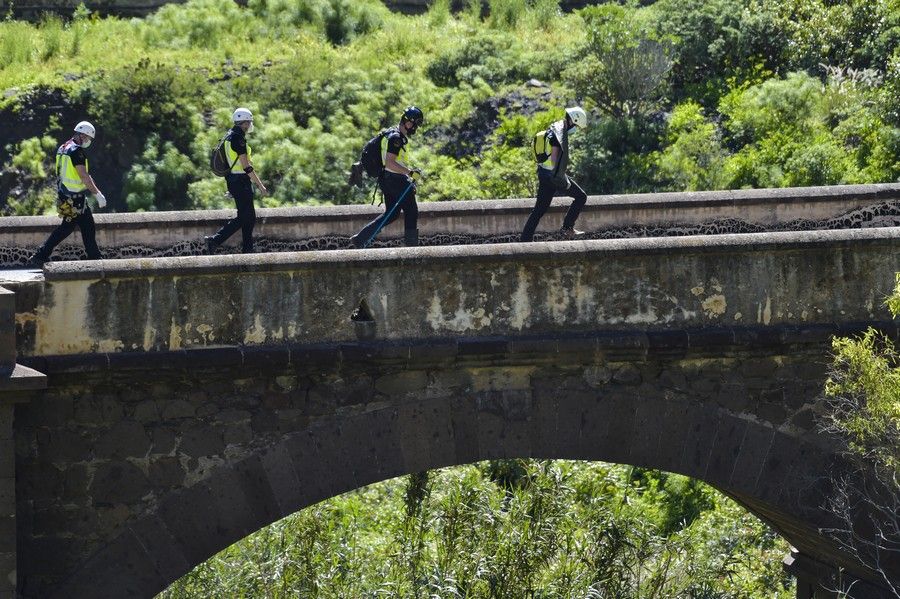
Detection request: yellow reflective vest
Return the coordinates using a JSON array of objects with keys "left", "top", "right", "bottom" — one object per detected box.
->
[
  {"left": 56, "top": 140, "right": 88, "bottom": 194},
  {"left": 224, "top": 136, "right": 251, "bottom": 174}
]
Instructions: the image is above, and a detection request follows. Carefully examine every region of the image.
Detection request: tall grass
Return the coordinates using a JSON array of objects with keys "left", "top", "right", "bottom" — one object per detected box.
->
[
  {"left": 489, "top": 0, "right": 528, "bottom": 29},
  {"left": 38, "top": 14, "right": 63, "bottom": 62},
  {"left": 0, "top": 21, "right": 34, "bottom": 67}
]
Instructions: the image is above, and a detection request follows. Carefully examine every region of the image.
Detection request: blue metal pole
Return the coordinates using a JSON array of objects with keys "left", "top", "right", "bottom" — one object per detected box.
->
[{"left": 362, "top": 181, "right": 415, "bottom": 248}]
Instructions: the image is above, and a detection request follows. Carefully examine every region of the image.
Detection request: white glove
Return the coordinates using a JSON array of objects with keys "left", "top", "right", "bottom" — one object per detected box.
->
[{"left": 96, "top": 192, "right": 107, "bottom": 209}]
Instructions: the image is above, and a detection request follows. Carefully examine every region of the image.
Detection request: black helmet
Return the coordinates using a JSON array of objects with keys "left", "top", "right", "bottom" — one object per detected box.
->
[{"left": 401, "top": 106, "right": 424, "bottom": 126}]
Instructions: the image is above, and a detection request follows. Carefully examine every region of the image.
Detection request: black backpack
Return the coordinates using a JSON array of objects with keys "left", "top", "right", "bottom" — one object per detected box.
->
[
  {"left": 210, "top": 132, "right": 238, "bottom": 177},
  {"left": 349, "top": 128, "right": 399, "bottom": 187}
]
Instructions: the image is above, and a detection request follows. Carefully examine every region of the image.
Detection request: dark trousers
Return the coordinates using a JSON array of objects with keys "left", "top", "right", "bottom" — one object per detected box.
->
[
  {"left": 211, "top": 174, "right": 255, "bottom": 252},
  {"left": 355, "top": 172, "right": 417, "bottom": 245},
  {"left": 35, "top": 196, "right": 100, "bottom": 260},
  {"left": 521, "top": 167, "right": 588, "bottom": 242}
]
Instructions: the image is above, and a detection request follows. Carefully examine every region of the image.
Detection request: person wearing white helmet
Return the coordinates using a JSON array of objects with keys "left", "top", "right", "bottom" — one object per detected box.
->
[
  {"left": 29, "top": 120, "right": 107, "bottom": 265},
  {"left": 205, "top": 107, "right": 268, "bottom": 254},
  {"left": 521, "top": 106, "right": 589, "bottom": 242}
]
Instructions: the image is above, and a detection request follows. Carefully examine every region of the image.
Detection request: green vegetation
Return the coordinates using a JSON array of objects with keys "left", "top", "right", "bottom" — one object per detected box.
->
[
  {"left": 822, "top": 279, "right": 900, "bottom": 595},
  {"left": 3, "top": 3, "right": 895, "bottom": 594},
  {"left": 159, "top": 461, "right": 794, "bottom": 598},
  {"left": 2, "top": 0, "right": 899, "bottom": 215}
]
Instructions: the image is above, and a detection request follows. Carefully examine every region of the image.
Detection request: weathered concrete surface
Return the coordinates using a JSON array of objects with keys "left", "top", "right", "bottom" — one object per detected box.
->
[
  {"left": 1, "top": 184, "right": 899, "bottom": 256},
  {"left": 9, "top": 227, "right": 900, "bottom": 356}
]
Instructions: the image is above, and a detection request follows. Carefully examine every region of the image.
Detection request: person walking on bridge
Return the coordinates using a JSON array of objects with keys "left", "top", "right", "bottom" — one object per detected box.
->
[
  {"left": 205, "top": 107, "right": 268, "bottom": 254},
  {"left": 29, "top": 121, "right": 107, "bottom": 266},
  {"left": 521, "top": 106, "right": 589, "bottom": 242},
  {"left": 350, "top": 106, "right": 424, "bottom": 248}
]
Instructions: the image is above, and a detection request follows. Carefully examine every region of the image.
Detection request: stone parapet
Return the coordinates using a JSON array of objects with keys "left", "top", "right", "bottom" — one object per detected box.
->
[{"left": 1, "top": 184, "right": 899, "bottom": 254}]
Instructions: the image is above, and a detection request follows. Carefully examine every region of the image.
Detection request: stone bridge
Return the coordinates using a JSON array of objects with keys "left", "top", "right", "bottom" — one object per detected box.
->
[{"left": 1, "top": 185, "right": 899, "bottom": 598}]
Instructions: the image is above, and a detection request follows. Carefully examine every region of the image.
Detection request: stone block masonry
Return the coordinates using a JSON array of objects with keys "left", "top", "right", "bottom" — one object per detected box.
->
[{"left": 9, "top": 331, "right": 860, "bottom": 596}]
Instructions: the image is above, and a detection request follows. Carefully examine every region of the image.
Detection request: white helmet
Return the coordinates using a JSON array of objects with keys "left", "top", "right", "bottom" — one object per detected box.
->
[
  {"left": 565, "top": 106, "right": 587, "bottom": 129},
  {"left": 73, "top": 121, "right": 96, "bottom": 139},
  {"left": 232, "top": 108, "right": 253, "bottom": 123}
]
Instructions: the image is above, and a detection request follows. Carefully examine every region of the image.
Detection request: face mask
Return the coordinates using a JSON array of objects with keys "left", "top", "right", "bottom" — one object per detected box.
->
[
  {"left": 567, "top": 125, "right": 577, "bottom": 134},
  {"left": 247, "top": 122, "right": 254, "bottom": 134},
  {"left": 80, "top": 138, "right": 92, "bottom": 148}
]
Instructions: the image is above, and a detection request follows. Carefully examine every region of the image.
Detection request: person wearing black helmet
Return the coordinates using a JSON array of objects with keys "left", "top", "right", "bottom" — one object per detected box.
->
[{"left": 350, "top": 106, "right": 424, "bottom": 248}]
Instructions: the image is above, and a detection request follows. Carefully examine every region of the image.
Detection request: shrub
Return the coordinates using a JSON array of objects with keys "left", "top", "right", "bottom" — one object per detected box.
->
[
  {"left": 719, "top": 71, "right": 824, "bottom": 145},
  {"left": 142, "top": 0, "right": 248, "bottom": 49},
  {"left": 566, "top": 4, "right": 673, "bottom": 118},
  {"left": 322, "top": 0, "right": 382, "bottom": 46},
  {"left": 426, "top": 31, "right": 527, "bottom": 88},
  {"left": 10, "top": 136, "right": 57, "bottom": 180},
  {"left": 88, "top": 60, "right": 206, "bottom": 150},
  {"left": 656, "top": 101, "right": 726, "bottom": 191},
  {"left": 123, "top": 135, "right": 197, "bottom": 211},
  {"left": 3, "top": 187, "right": 56, "bottom": 217}
]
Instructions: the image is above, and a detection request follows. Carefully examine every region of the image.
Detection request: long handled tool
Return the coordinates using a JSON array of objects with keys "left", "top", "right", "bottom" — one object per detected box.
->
[{"left": 361, "top": 181, "right": 415, "bottom": 249}]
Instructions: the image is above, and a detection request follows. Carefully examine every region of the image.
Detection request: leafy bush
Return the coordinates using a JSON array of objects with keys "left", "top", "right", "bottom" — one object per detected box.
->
[
  {"left": 566, "top": 4, "right": 673, "bottom": 118},
  {"left": 651, "top": 0, "right": 788, "bottom": 104},
  {"left": 571, "top": 115, "right": 663, "bottom": 194},
  {"left": 88, "top": 60, "right": 206, "bottom": 150},
  {"left": 488, "top": 0, "right": 528, "bottom": 30},
  {"left": 3, "top": 187, "right": 56, "bottom": 217},
  {"left": 720, "top": 72, "right": 823, "bottom": 144},
  {"left": 160, "top": 460, "right": 794, "bottom": 597},
  {"left": 10, "top": 135, "right": 56, "bottom": 180},
  {"left": 142, "top": 0, "right": 248, "bottom": 49},
  {"left": 123, "top": 135, "right": 197, "bottom": 212},
  {"left": 426, "top": 31, "right": 527, "bottom": 88},
  {"left": 322, "top": 0, "right": 382, "bottom": 46},
  {"left": 656, "top": 101, "right": 726, "bottom": 190},
  {"left": 38, "top": 14, "right": 63, "bottom": 62}
]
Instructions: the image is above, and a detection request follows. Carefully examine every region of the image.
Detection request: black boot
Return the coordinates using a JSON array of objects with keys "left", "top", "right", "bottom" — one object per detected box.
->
[
  {"left": 404, "top": 228, "right": 418, "bottom": 247},
  {"left": 27, "top": 252, "right": 48, "bottom": 268},
  {"left": 204, "top": 236, "right": 217, "bottom": 255}
]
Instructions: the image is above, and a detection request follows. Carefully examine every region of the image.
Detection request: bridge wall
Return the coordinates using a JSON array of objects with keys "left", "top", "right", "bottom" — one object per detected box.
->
[
  {"left": 14, "top": 330, "right": 859, "bottom": 598},
  {"left": 10, "top": 228, "right": 900, "bottom": 357},
  {"left": 1, "top": 184, "right": 899, "bottom": 258}
]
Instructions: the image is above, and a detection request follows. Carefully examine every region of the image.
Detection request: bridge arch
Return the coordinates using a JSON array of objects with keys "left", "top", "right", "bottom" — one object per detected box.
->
[{"left": 48, "top": 383, "right": 847, "bottom": 599}]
